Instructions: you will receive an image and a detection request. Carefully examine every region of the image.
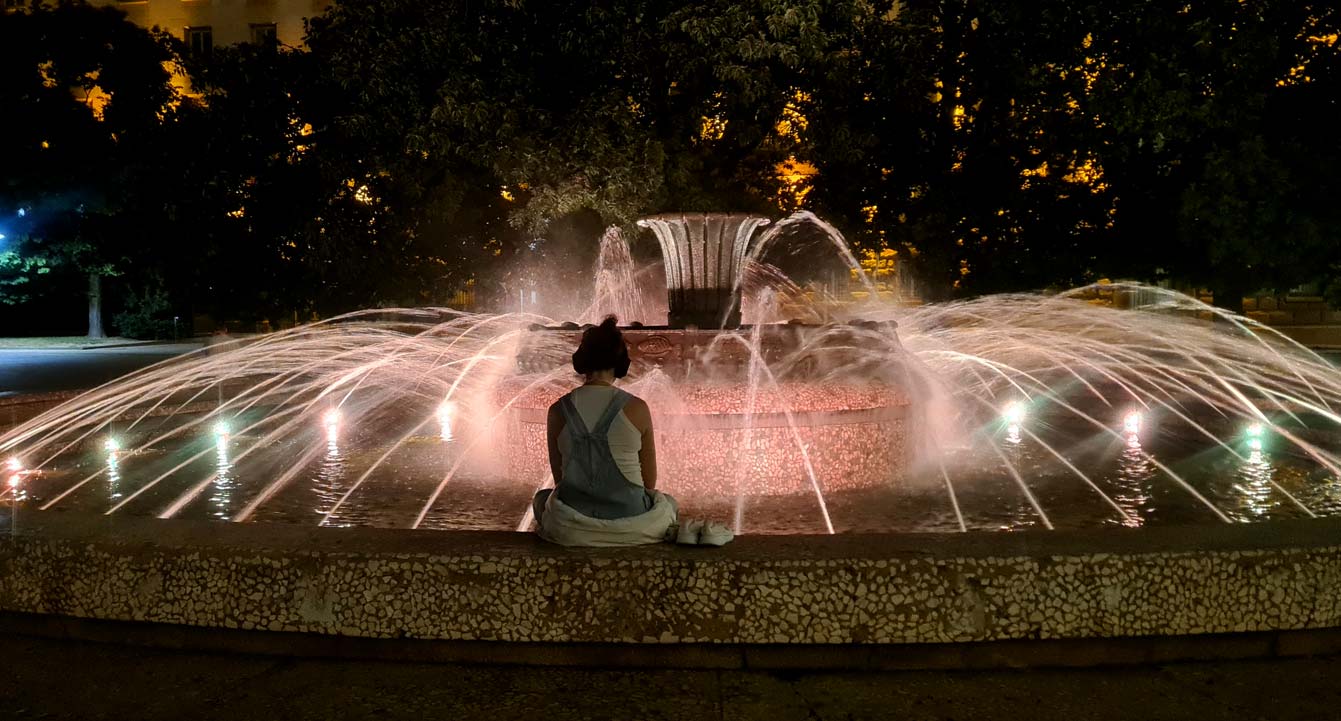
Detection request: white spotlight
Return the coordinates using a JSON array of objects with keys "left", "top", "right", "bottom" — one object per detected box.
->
[
  {"left": 322, "top": 408, "right": 341, "bottom": 443},
  {"left": 1123, "top": 411, "right": 1143, "bottom": 436},
  {"left": 1002, "top": 401, "right": 1027, "bottom": 426},
  {"left": 437, "top": 400, "right": 457, "bottom": 440}
]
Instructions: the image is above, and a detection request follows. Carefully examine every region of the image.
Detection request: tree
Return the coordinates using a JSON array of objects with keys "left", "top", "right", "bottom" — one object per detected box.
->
[
  {"left": 135, "top": 40, "right": 331, "bottom": 322},
  {"left": 806, "top": 1, "right": 1127, "bottom": 299},
  {"left": 1085, "top": 1, "right": 1341, "bottom": 311},
  {"left": 304, "top": 0, "right": 885, "bottom": 304},
  {"left": 0, "top": 0, "right": 179, "bottom": 336}
]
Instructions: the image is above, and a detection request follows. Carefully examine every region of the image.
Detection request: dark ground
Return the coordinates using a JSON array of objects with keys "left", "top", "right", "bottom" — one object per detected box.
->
[
  {"left": 1, "top": 633, "right": 1338, "bottom": 720},
  {"left": 0, "top": 346, "right": 200, "bottom": 396}
]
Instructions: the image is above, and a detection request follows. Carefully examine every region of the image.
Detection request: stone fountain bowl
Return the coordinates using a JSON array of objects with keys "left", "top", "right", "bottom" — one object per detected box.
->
[{"left": 501, "top": 322, "right": 911, "bottom": 499}]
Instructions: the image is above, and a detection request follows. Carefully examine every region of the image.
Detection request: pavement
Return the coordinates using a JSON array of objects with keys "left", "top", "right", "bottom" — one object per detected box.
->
[
  {"left": 0, "top": 345, "right": 202, "bottom": 397},
  {"left": 0, "top": 632, "right": 1338, "bottom": 720}
]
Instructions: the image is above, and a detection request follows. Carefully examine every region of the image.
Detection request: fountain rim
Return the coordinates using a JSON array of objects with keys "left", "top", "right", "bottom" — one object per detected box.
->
[
  {"left": 3, "top": 510, "right": 1340, "bottom": 670},
  {"left": 635, "top": 211, "right": 772, "bottom": 227},
  {"left": 8, "top": 505, "right": 1340, "bottom": 562}
]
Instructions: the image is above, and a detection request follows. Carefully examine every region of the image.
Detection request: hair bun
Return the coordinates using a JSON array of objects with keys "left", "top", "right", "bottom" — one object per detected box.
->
[{"left": 572, "top": 315, "right": 630, "bottom": 377}]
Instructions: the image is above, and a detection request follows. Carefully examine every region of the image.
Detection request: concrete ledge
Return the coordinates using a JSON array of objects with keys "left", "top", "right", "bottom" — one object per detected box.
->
[{"left": 2, "top": 512, "right": 1340, "bottom": 653}]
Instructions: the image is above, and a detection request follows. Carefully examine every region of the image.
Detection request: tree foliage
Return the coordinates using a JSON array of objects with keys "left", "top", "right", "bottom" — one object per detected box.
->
[
  {"left": 3, "top": 0, "right": 1340, "bottom": 331},
  {"left": 0, "top": 0, "right": 178, "bottom": 315}
]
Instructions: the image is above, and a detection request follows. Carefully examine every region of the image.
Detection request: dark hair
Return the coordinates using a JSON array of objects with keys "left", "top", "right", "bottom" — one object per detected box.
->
[{"left": 572, "top": 316, "right": 631, "bottom": 378}]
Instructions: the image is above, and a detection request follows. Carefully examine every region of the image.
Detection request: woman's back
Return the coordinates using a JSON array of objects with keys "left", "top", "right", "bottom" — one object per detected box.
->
[
  {"left": 551, "top": 385, "right": 649, "bottom": 520},
  {"left": 557, "top": 385, "right": 643, "bottom": 485}
]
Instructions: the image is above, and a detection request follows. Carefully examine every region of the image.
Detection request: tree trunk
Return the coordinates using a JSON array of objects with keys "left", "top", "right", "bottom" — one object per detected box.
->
[{"left": 87, "top": 273, "right": 106, "bottom": 339}]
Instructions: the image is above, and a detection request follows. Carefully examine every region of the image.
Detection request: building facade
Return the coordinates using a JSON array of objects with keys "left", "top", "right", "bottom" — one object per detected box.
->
[{"left": 92, "top": 0, "right": 330, "bottom": 50}]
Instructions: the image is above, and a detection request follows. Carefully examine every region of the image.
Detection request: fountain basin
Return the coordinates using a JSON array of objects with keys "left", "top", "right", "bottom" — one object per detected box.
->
[
  {"left": 501, "top": 379, "right": 908, "bottom": 498},
  {"left": 503, "top": 324, "right": 911, "bottom": 499},
  {"left": 3, "top": 511, "right": 1341, "bottom": 668}
]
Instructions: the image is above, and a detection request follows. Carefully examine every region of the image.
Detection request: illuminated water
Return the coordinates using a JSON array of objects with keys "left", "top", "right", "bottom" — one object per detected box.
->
[{"left": 3, "top": 212, "right": 1341, "bottom": 535}]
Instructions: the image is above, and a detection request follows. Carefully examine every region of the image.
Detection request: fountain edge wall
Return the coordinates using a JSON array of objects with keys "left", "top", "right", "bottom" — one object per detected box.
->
[{"left": 2, "top": 512, "right": 1340, "bottom": 658}]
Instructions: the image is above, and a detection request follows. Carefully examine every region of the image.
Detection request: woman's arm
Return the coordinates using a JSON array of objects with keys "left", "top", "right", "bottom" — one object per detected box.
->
[
  {"left": 624, "top": 397, "right": 658, "bottom": 491},
  {"left": 546, "top": 402, "right": 564, "bottom": 484}
]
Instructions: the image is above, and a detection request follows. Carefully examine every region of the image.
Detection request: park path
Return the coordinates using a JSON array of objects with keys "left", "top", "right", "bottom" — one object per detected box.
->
[{"left": 0, "top": 345, "right": 200, "bottom": 397}]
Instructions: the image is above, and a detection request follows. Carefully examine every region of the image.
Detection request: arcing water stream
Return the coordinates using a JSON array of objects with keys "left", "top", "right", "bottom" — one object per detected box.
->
[{"left": 3, "top": 213, "right": 1340, "bottom": 534}]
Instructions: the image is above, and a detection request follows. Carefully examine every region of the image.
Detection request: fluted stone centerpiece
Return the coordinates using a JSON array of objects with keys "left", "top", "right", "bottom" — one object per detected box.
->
[{"left": 637, "top": 212, "right": 770, "bottom": 329}]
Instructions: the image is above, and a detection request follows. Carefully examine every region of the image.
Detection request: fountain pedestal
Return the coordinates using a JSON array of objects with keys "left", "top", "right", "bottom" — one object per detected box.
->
[{"left": 637, "top": 213, "right": 770, "bottom": 329}]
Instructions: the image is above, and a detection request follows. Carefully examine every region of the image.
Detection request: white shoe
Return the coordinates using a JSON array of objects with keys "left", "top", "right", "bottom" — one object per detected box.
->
[
  {"left": 676, "top": 519, "right": 704, "bottom": 545},
  {"left": 698, "top": 521, "right": 734, "bottom": 546}
]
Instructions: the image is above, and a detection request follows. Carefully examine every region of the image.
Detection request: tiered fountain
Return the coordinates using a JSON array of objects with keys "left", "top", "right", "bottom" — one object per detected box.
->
[
  {"left": 3, "top": 209, "right": 1341, "bottom": 663},
  {"left": 503, "top": 213, "right": 910, "bottom": 519}
]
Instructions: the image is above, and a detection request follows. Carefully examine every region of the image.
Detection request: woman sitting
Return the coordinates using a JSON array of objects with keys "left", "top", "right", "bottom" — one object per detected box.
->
[{"left": 532, "top": 316, "right": 678, "bottom": 546}]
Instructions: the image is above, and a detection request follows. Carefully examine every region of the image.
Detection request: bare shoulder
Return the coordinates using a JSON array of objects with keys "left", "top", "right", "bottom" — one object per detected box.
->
[{"left": 622, "top": 394, "right": 653, "bottom": 430}]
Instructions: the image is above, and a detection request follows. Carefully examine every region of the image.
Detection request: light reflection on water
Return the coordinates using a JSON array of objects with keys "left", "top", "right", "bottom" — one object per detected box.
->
[
  {"left": 313, "top": 437, "right": 346, "bottom": 520},
  {"left": 210, "top": 439, "right": 233, "bottom": 520},
  {"left": 106, "top": 453, "right": 122, "bottom": 501},
  {"left": 1233, "top": 448, "right": 1275, "bottom": 520},
  {"left": 1111, "top": 434, "right": 1154, "bottom": 527}
]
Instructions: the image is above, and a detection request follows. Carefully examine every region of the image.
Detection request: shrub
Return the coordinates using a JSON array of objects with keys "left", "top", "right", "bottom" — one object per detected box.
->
[{"left": 113, "top": 283, "right": 175, "bottom": 339}]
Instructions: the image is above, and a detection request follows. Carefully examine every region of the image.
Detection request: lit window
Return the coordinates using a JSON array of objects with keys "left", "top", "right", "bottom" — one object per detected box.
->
[
  {"left": 250, "top": 23, "right": 277, "bottom": 45},
  {"left": 186, "top": 26, "right": 213, "bottom": 58}
]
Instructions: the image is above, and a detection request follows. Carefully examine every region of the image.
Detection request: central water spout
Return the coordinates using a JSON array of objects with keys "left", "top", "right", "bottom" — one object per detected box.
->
[{"left": 637, "top": 212, "right": 770, "bottom": 329}]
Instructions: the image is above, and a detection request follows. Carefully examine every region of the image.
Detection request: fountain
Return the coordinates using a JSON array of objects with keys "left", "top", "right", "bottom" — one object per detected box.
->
[
  {"left": 3, "top": 210, "right": 1341, "bottom": 661},
  {"left": 504, "top": 213, "right": 910, "bottom": 531},
  {"left": 2, "top": 211, "right": 1341, "bottom": 534}
]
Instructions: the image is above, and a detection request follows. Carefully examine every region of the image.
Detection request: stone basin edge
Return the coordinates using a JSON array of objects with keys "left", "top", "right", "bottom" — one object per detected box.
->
[{"left": 0, "top": 511, "right": 1339, "bottom": 655}]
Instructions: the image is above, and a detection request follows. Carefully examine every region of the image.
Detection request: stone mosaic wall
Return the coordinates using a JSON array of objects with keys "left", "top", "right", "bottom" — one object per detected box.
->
[{"left": 1, "top": 514, "right": 1340, "bottom": 644}]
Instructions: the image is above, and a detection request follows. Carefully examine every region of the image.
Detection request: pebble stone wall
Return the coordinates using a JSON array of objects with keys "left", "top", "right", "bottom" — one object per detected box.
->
[{"left": 2, "top": 513, "right": 1340, "bottom": 645}]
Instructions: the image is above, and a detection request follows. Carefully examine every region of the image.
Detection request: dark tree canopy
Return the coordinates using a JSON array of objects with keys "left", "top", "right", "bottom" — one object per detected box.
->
[
  {"left": 0, "top": 0, "right": 178, "bottom": 333},
  {"left": 2, "top": 0, "right": 1339, "bottom": 335}
]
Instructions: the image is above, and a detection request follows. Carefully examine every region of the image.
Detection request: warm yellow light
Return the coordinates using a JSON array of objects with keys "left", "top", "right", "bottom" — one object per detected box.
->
[
  {"left": 775, "top": 91, "right": 810, "bottom": 142},
  {"left": 38, "top": 61, "right": 57, "bottom": 89},
  {"left": 699, "top": 115, "right": 728, "bottom": 141},
  {"left": 1022, "top": 162, "right": 1049, "bottom": 178},
  {"left": 773, "top": 157, "right": 818, "bottom": 210},
  {"left": 951, "top": 104, "right": 967, "bottom": 129},
  {"left": 1062, "top": 157, "right": 1108, "bottom": 193},
  {"left": 82, "top": 84, "right": 112, "bottom": 122}
]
